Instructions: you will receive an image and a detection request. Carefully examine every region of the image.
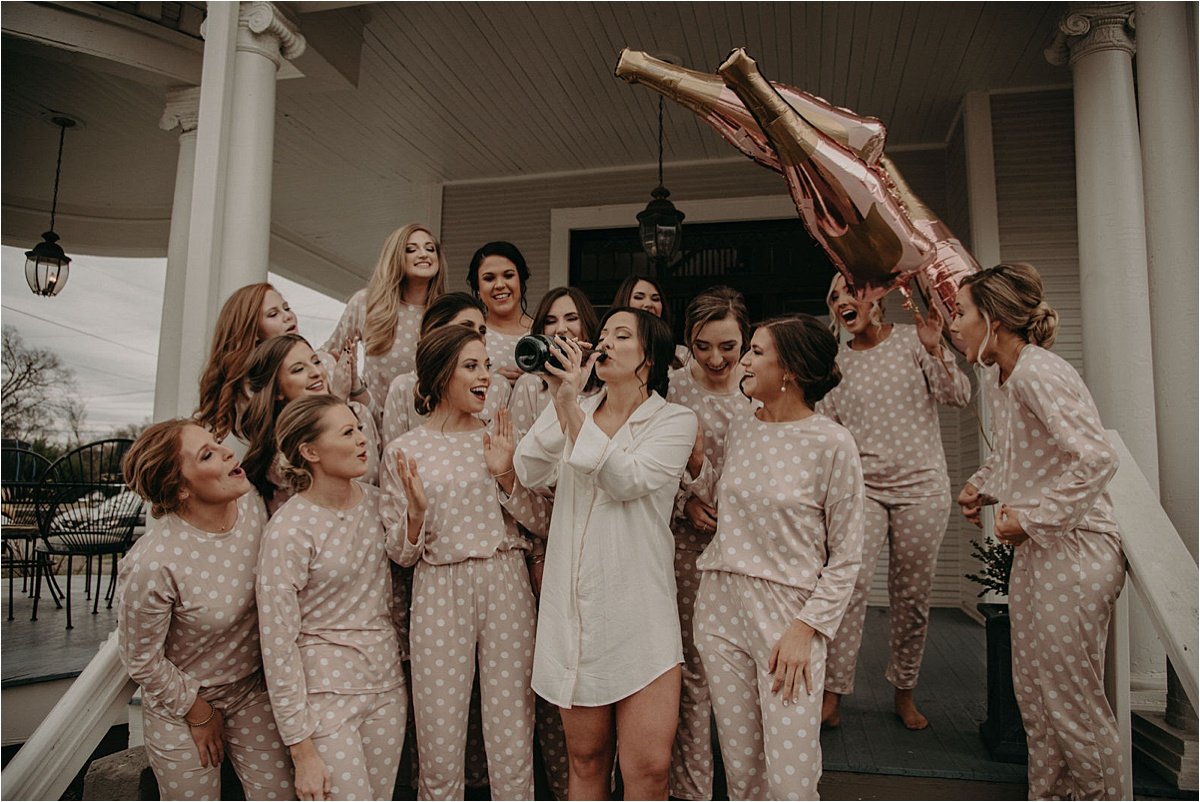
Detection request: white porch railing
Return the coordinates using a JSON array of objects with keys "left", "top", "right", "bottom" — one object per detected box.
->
[
  {"left": 1105, "top": 430, "right": 1199, "bottom": 798},
  {"left": 0, "top": 631, "right": 136, "bottom": 801},
  {"left": 1, "top": 432, "right": 1195, "bottom": 801}
]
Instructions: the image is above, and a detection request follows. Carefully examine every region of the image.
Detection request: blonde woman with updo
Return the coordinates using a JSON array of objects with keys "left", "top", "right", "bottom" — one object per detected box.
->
[
  {"left": 196, "top": 283, "right": 363, "bottom": 448},
  {"left": 117, "top": 420, "right": 291, "bottom": 800},
  {"left": 324, "top": 223, "right": 447, "bottom": 417},
  {"left": 665, "top": 286, "right": 753, "bottom": 801},
  {"left": 239, "top": 334, "right": 380, "bottom": 515},
  {"left": 950, "top": 263, "right": 1125, "bottom": 800},
  {"left": 689, "top": 315, "right": 863, "bottom": 799},
  {"left": 381, "top": 325, "right": 547, "bottom": 799},
  {"left": 818, "top": 274, "right": 971, "bottom": 730},
  {"left": 257, "top": 395, "right": 406, "bottom": 802}
]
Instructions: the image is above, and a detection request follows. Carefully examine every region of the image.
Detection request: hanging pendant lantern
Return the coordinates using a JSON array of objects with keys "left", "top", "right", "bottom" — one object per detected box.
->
[
  {"left": 25, "top": 116, "right": 77, "bottom": 297},
  {"left": 636, "top": 91, "right": 684, "bottom": 271}
]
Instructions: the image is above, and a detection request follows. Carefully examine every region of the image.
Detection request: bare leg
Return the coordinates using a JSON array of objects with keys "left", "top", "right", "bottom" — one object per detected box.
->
[
  {"left": 559, "top": 704, "right": 615, "bottom": 801},
  {"left": 615, "top": 667, "right": 682, "bottom": 800}
]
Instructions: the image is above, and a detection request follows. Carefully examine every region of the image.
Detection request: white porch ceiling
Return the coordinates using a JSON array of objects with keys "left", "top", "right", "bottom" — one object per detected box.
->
[{"left": 1, "top": 1, "right": 1068, "bottom": 293}]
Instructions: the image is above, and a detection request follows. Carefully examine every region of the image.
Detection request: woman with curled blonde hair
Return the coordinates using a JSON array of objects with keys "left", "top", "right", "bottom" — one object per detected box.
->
[
  {"left": 951, "top": 262, "right": 1124, "bottom": 799},
  {"left": 117, "top": 419, "right": 291, "bottom": 800},
  {"left": 323, "top": 224, "right": 447, "bottom": 418},
  {"left": 257, "top": 395, "right": 406, "bottom": 801}
]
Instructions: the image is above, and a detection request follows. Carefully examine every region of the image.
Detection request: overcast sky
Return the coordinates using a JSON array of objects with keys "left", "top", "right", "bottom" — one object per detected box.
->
[{"left": 1, "top": 245, "right": 346, "bottom": 440}]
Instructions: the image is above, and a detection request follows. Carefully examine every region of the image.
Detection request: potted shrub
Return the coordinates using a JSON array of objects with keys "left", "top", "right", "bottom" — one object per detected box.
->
[{"left": 967, "top": 537, "right": 1027, "bottom": 763}]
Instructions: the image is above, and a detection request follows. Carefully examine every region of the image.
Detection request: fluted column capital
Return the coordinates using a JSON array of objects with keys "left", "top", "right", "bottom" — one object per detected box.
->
[
  {"left": 202, "top": 2, "right": 306, "bottom": 67},
  {"left": 1045, "top": 3, "right": 1136, "bottom": 67},
  {"left": 159, "top": 86, "right": 202, "bottom": 134}
]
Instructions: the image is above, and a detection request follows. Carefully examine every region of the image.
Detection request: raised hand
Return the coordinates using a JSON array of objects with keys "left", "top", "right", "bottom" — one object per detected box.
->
[
  {"left": 483, "top": 408, "right": 516, "bottom": 479},
  {"left": 915, "top": 303, "right": 945, "bottom": 355},
  {"left": 544, "top": 336, "right": 598, "bottom": 403},
  {"left": 395, "top": 449, "right": 427, "bottom": 520}
]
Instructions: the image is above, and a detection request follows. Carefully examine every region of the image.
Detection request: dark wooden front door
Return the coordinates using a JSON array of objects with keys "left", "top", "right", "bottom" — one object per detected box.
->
[{"left": 570, "top": 218, "right": 838, "bottom": 342}]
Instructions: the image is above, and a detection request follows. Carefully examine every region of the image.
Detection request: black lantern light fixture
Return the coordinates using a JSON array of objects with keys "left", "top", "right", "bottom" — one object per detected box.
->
[
  {"left": 25, "top": 115, "right": 78, "bottom": 297},
  {"left": 636, "top": 77, "right": 685, "bottom": 272}
]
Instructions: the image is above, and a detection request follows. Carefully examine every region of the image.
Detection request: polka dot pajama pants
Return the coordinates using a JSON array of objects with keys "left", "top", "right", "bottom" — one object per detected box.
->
[
  {"left": 143, "top": 674, "right": 291, "bottom": 800},
  {"left": 410, "top": 550, "right": 537, "bottom": 800},
  {"left": 696, "top": 571, "right": 825, "bottom": 801},
  {"left": 307, "top": 687, "right": 406, "bottom": 800},
  {"left": 1010, "top": 529, "right": 1126, "bottom": 800},
  {"left": 670, "top": 545, "right": 714, "bottom": 800},
  {"left": 825, "top": 492, "right": 949, "bottom": 694}
]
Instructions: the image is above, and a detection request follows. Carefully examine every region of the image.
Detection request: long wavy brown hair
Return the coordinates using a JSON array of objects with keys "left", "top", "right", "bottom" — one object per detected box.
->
[
  {"left": 238, "top": 333, "right": 311, "bottom": 499},
  {"left": 363, "top": 224, "right": 447, "bottom": 356},
  {"left": 195, "top": 282, "right": 275, "bottom": 440}
]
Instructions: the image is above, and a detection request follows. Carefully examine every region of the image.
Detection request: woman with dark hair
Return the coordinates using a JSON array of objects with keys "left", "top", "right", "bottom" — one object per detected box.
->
[
  {"left": 951, "top": 263, "right": 1125, "bottom": 800},
  {"left": 117, "top": 420, "right": 291, "bottom": 800},
  {"left": 508, "top": 285, "right": 601, "bottom": 801},
  {"left": 257, "top": 395, "right": 405, "bottom": 801},
  {"left": 612, "top": 273, "right": 689, "bottom": 366},
  {"left": 380, "top": 292, "right": 511, "bottom": 445},
  {"left": 380, "top": 325, "right": 547, "bottom": 799},
  {"left": 690, "top": 315, "right": 864, "bottom": 799},
  {"left": 818, "top": 273, "right": 971, "bottom": 731},
  {"left": 509, "top": 286, "right": 601, "bottom": 436},
  {"left": 467, "top": 241, "right": 534, "bottom": 383},
  {"left": 239, "top": 334, "right": 380, "bottom": 515},
  {"left": 323, "top": 223, "right": 448, "bottom": 415},
  {"left": 514, "top": 307, "right": 698, "bottom": 800},
  {"left": 665, "top": 286, "right": 753, "bottom": 800}
]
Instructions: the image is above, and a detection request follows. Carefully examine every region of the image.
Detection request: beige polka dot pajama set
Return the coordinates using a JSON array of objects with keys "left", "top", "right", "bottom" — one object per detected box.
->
[
  {"left": 117, "top": 493, "right": 291, "bottom": 800},
  {"left": 257, "top": 485, "right": 407, "bottom": 801},
  {"left": 665, "top": 366, "right": 753, "bottom": 801},
  {"left": 381, "top": 422, "right": 550, "bottom": 800},
  {"left": 323, "top": 290, "right": 423, "bottom": 426},
  {"left": 971, "top": 346, "right": 1126, "bottom": 800},
  {"left": 692, "top": 410, "right": 865, "bottom": 800},
  {"left": 817, "top": 324, "right": 970, "bottom": 695},
  {"left": 513, "top": 391, "right": 697, "bottom": 710}
]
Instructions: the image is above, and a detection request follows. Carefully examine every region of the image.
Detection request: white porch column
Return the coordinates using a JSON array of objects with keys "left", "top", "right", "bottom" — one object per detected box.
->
[
  {"left": 153, "top": 87, "right": 200, "bottom": 422},
  {"left": 1136, "top": 2, "right": 1199, "bottom": 557},
  {"left": 1045, "top": 0, "right": 1163, "bottom": 727},
  {"left": 217, "top": 1, "right": 304, "bottom": 299},
  {"left": 1045, "top": 4, "right": 1160, "bottom": 489}
]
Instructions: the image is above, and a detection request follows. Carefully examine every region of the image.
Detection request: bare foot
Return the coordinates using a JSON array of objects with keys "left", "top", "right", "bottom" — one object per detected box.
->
[
  {"left": 821, "top": 690, "right": 842, "bottom": 728},
  {"left": 894, "top": 688, "right": 929, "bottom": 730}
]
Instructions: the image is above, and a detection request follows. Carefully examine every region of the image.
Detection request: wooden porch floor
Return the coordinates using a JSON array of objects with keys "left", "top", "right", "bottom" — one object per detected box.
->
[{"left": 1, "top": 580, "right": 1188, "bottom": 799}]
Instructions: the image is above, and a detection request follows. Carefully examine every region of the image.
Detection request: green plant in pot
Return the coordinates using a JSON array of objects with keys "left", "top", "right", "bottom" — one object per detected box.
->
[{"left": 967, "top": 537, "right": 1027, "bottom": 763}]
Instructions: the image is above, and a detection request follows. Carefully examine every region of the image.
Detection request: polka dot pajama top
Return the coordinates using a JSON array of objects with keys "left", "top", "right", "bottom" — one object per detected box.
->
[
  {"left": 323, "top": 291, "right": 423, "bottom": 420},
  {"left": 117, "top": 492, "right": 270, "bottom": 719},
  {"left": 381, "top": 370, "right": 512, "bottom": 447},
  {"left": 256, "top": 484, "right": 404, "bottom": 746},
  {"left": 694, "top": 410, "right": 866, "bottom": 639}
]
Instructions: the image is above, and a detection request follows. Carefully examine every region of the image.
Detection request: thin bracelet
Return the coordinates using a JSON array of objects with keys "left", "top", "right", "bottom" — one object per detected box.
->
[
  {"left": 185, "top": 705, "right": 217, "bottom": 728},
  {"left": 491, "top": 468, "right": 515, "bottom": 479}
]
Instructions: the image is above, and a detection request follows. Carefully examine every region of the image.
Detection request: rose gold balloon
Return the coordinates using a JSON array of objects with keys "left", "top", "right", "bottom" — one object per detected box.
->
[
  {"left": 881, "top": 156, "right": 979, "bottom": 349},
  {"left": 615, "top": 49, "right": 888, "bottom": 170},
  {"left": 717, "top": 48, "right": 931, "bottom": 299}
]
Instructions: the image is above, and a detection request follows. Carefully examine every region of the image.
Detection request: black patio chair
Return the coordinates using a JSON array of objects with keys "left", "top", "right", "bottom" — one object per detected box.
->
[
  {"left": 2, "top": 447, "right": 51, "bottom": 620},
  {"left": 32, "top": 438, "right": 140, "bottom": 629}
]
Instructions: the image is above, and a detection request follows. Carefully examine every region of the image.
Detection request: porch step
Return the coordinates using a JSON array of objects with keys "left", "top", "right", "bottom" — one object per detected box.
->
[
  {"left": 1132, "top": 710, "right": 1199, "bottom": 792},
  {"left": 819, "top": 770, "right": 1025, "bottom": 800}
]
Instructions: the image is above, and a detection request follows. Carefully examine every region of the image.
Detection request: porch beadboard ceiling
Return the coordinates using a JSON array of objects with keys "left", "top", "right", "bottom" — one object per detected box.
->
[
  {"left": 1, "top": 1, "right": 1068, "bottom": 282},
  {"left": 284, "top": 1, "right": 1067, "bottom": 184}
]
